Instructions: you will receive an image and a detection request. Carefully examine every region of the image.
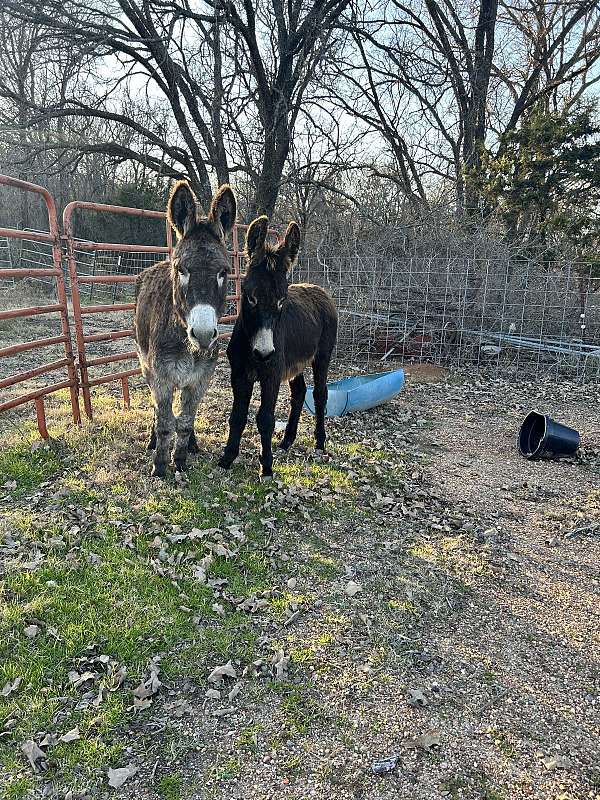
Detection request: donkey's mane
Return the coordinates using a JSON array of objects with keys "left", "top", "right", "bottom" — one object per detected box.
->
[{"left": 247, "top": 240, "right": 293, "bottom": 272}]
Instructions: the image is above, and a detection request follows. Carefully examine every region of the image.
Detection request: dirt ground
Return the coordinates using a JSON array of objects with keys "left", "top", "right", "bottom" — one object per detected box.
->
[{"left": 1, "top": 359, "right": 599, "bottom": 800}]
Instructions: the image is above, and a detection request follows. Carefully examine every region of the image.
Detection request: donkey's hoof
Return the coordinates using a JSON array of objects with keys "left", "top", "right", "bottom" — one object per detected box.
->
[
  {"left": 173, "top": 459, "right": 188, "bottom": 473},
  {"left": 151, "top": 463, "right": 167, "bottom": 478},
  {"left": 260, "top": 473, "right": 273, "bottom": 482},
  {"left": 218, "top": 455, "right": 233, "bottom": 470},
  {"left": 315, "top": 447, "right": 326, "bottom": 455},
  {"left": 278, "top": 439, "right": 292, "bottom": 451}
]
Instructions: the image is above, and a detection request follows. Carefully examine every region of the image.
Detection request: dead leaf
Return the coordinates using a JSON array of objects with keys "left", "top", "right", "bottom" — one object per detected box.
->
[
  {"left": 21, "top": 740, "right": 47, "bottom": 772},
  {"left": 271, "top": 650, "right": 290, "bottom": 681},
  {"left": 58, "top": 727, "right": 80, "bottom": 744},
  {"left": 345, "top": 581, "right": 362, "bottom": 597},
  {"left": 406, "top": 688, "right": 428, "bottom": 707},
  {"left": 228, "top": 682, "right": 242, "bottom": 701},
  {"left": 1, "top": 677, "right": 21, "bottom": 697},
  {"left": 68, "top": 670, "right": 96, "bottom": 688},
  {"left": 208, "top": 661, "right": 237, "bottom": 684},
  {"left": 405, "top": 730, "right": 441, "bottom": 751},
  {"left": 108, "top": 764, "right": 138, "bottom": 788},
  {"left": 543, "top": 754, "right": 571, "bottom": 771}
]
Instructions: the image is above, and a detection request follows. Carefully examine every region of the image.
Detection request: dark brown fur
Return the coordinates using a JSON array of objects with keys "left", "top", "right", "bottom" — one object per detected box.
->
[{"left": 219, "top": 216, "right": 338, "bottom": 479}]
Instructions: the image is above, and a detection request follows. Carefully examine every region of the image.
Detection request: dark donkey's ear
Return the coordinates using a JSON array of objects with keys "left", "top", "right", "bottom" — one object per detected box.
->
[
  {"left": 167, "top": 180, "right": 198, "bottom": 239},
  {"left": 208, "top": 184, "right": 237, "bottom": 237},
  {"left": 245, "top": 215, "right": 269, "bottom": 267},
  {"left": 282, "top": 221, "right": 301, "bottom": 265}
]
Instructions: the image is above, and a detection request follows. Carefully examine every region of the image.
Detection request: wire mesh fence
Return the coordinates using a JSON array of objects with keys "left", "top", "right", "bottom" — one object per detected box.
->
[
  {"left": 291, "top": 254, "right": 600, "bottom": 381},
  {"left": 3, "top": 222, "right": 600, "bottom": 386}
]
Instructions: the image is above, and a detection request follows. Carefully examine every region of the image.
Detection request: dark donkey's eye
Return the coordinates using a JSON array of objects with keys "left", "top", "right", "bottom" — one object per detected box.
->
[
  {"left": 277, "top": 298, "right": 285, "bottom": 310},
  {"left": 217, "top": 269, "right": 227, "bottom": 286},
  {"left": 247, "top": 294, "right": 258, "bottom": 307}
]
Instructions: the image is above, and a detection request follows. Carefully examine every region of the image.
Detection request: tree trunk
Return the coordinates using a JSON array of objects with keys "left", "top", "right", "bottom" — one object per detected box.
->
[{"left": 252, "top": 110, "right": 291, "bottom": 218}]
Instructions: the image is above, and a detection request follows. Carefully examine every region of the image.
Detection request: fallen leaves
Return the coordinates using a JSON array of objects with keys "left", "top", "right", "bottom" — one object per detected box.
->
[
  {"left": 1, "top": 677, "right": 21, "bottom": 697},
  {"left": 405, "top": 730, "right": 441, "bottom": 751},
  {"left": 271, "top": 650, "right": 290, "bottom": 681},
  {"left": 21, "top": 740, "right": 47, "bottom": 772},
  {"left": 345, "top": 580, "right": 362, "bottom": 597},
  {"left": 132, "top": 657, "right": 162, "bottom": 711},
  {"left": 208, "top": 660, "right": 237, "bottom": 684},
  {"left": 108, "top": 764, "right": 138, "bottom": 788},
  {"left": 542, "top": 754, "right": 571, "bottom": 771},
  {"left": 58, "top": 727, "right": 81, "bottom": 744}
]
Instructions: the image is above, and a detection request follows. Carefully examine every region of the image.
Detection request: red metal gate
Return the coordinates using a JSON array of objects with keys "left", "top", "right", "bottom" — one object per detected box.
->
[{"left": 0, "top": 176, "right": 79, "bottom": 437}]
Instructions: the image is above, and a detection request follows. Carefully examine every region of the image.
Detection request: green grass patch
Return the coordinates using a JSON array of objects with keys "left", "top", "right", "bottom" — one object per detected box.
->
[
  {"left": 3, "top": 776, "right": 34, "bottom": 800},
  {"left": 277, "top": 461, "right": 355, "bottom": 494},
  {"left": 0, "top": 439, "right": 63, "bottom": 493},
  {"left": 0, "top": 525, "right": 216, "bottom": 777},
  {"left": 158, "top": 774, "right": 183, "bottom": 800}
]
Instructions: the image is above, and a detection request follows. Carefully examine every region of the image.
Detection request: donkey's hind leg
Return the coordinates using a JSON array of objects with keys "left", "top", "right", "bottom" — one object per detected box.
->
[
  {"left": 188, "top": 429, "right": 200, "bottom": 454},
  {"left": 152, "top": 387, "right": 175, "bottom": 478},
  {"left": 147, "top": 409, "right": 157, "bottom": 450},
  {"left": 279, "top": 374, "right": 306, "bottom": 451},
  {"left": 312, "top": 355, "right": 331, "bottom": 452}
]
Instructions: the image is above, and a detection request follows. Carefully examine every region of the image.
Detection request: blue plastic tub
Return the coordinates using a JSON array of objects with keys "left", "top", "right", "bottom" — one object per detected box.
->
[{"left": 303, "top": 369, "right": 405, "bottom": 418}]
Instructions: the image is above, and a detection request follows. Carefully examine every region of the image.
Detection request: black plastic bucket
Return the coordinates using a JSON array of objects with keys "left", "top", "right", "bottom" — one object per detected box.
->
[{"left": 518, "top": 411, "right": 580, "bottom": 460}]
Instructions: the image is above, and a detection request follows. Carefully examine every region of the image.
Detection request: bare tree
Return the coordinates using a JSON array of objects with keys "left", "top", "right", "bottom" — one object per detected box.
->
[
  {"left": 1, "top": 0, "right": 350, "bottom": 216},
  {"left": 334, "top": 0, "right": 600, "bottom": 209}
]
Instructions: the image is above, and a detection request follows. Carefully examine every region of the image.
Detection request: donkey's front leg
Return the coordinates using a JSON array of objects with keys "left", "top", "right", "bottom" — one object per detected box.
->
[
  {"left": 256, "top": 377, "right": 280, "bottom": 480},
  {"left": 219, "top": 370, "right": 253, "bottom": 469},
  {"left": 173, "top": 362, "right": 216, "bottom": 471},
  {"left": 152, "top": 387, "right": 175, "bottom": 477}
]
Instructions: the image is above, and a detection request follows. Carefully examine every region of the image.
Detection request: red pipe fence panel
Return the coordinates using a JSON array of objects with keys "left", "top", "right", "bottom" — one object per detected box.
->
[{"left": 0, "top": 175, "right": 79, "bottom": 437}]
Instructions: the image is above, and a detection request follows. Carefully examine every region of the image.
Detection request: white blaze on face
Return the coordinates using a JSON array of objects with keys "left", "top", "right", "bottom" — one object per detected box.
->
[
  {"left": 252, "top": 326, "right": 275, "bottom": 357},
  {"left": 187, "top": 304, "right": 218, "bottom": 348}
]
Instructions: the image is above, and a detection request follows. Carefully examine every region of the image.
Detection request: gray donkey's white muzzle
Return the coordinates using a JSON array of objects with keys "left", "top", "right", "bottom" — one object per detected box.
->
[{"left": 187, "top": 304, "right": 218, "bottom": 350}]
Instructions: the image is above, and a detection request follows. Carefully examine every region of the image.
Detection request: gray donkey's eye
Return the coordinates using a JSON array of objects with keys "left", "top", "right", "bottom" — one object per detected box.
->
[
  {"left": 178, "top": 267, "right": 190, "bottom": 289},
  {"left": 217, "top": 269, "right": 227, "bottom": 287}
]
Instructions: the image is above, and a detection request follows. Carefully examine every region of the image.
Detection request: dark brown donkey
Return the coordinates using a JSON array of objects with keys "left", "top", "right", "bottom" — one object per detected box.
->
[
  {"left": 135, "top": 180, "right": 236, "bottom": 476},
  {"left": 219, "top": 216, "right": 338, "bottom": 479}
]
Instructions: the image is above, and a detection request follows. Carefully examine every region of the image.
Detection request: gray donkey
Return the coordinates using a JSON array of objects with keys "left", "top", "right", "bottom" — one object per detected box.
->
[{"left": 135, "top": 180, "right": 236, "bottom": 476}]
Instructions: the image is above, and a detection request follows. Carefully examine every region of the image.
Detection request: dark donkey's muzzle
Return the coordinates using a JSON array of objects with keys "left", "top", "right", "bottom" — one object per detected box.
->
[{"left": 251, "top": 325, "right": 275, "bottom": 361}]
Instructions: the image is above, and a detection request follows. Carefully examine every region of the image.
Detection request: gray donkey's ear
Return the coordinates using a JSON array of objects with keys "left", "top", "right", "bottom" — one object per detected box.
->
[
  {"left": 167, "top": 180, "right": 198, "bottom": 238},
  {"left": 208, "top": 184, "right": 237, "bottom": 237},
  {"left": 245, "top": 215, "right": 269, "bottom": 266}
]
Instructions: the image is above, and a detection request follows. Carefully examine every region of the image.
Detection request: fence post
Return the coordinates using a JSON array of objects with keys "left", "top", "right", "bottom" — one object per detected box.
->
[{"left": 62, "top": 203, "right": 93, "bottom": 419}]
